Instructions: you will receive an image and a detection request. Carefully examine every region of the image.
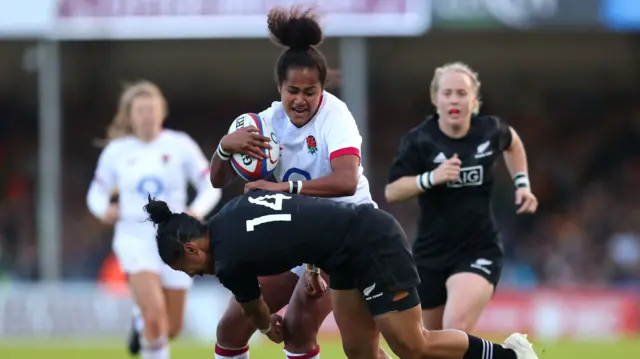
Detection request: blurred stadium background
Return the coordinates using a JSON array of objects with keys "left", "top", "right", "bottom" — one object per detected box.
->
[{"left": 2, "top": 0, "right": 640, "bottom": 358}]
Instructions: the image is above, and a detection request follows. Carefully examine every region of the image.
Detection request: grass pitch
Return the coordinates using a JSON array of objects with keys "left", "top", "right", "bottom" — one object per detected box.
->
[{"left": 1, "top": 336, "right": 639, "bottom": 358}]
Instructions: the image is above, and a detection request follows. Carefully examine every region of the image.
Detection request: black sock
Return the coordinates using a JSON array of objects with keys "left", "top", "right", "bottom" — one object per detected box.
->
[{"left": 463, "top": 334, "right": 517, "bottom": 359}]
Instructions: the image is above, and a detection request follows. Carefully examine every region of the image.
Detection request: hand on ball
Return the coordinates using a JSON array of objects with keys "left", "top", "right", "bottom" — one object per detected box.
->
[{"left": 221, "top": 126, "right": 271, "bottom": 160}]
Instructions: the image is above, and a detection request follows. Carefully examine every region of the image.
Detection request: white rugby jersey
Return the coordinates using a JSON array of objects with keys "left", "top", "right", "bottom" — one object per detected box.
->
[
  {"left": 259, "top": 91, "right": 374, "bottom": 205},
  {"left": 87, "top": 129, "right": 221, "bottom": 222}
]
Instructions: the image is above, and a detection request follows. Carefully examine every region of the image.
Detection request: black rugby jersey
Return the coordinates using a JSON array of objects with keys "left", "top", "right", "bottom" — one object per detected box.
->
[
  {"left": 388, "top": 115, "right": 512, "bottom": 262},
  {"left": 207, "top": 190, "right": 362, "bottom": 303}
]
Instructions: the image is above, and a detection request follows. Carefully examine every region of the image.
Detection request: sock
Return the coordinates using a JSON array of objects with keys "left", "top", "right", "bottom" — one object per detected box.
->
[
  {"left": 283, "top": 346, "right": 320, "bottom": 359},
  {"left": 463, "top": 335, "right": 516, "bottom": 359},
  {"left": 215, "top": 343, "right": 250, "bottom": 359},
  {"left": 141, "top": 335, "right": 170, "bottom": 359},
  {"left": 132, "top": 303, "right": 144, "bottom": 333}
]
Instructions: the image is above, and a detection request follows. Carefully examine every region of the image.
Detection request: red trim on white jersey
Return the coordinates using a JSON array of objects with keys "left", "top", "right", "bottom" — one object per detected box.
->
[
  {"left": 199, "top": 166, "right": 210, "bottom": 178},
  {"left": 329, "top": 147, "right": 361, "bottom": 162}
]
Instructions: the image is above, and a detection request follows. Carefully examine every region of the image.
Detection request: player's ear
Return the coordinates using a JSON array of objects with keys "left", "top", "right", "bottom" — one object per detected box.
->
[{"left": 184, "top": 243, "right": 198, "bottom": 256}]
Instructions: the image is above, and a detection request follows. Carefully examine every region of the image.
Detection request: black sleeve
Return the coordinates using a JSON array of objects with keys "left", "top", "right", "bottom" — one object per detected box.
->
[
  {"left": 494, "top": 116, "right": 513, "bottom": 152},
  {"left": 387, "top": 133, "right": 426, "bottom": 183},
  {"left": 216, "top": 266, "right": 261, "bottom": 303}
]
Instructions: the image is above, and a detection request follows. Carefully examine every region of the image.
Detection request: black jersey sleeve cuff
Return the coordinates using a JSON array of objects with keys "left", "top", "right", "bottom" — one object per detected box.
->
[
  {"left": 234, "top": 288, "right": 262, "bottom": 304},
  {"left": 217, "top": 268, "right": 262, "bottom": 303}
]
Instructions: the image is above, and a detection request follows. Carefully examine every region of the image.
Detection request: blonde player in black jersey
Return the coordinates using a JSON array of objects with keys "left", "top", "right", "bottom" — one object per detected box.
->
[{"left": 386, "top": 62, "right": 538, "bottom": 333}]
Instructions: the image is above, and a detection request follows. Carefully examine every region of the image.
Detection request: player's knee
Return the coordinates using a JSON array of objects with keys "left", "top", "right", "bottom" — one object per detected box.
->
[
  {"left": 168, "top": 319, "right": 183, "bottom": 339},
  {"left": 141, "top": 309, "right": 168, "bottom": 340},
  {"left": 216, "top": 309, "right": 253, "bottom": 347},
  {"left": 392, "top": 329, "right": 433, "bottom": 359},
  {"left": 339, "top": 326, "right": 380, "bottom": 359},
  {"left": 443, "top": 303, "right": 483, "bottom": 332},
  {"left": 282, "top": 314, "right": 319, "bottom": 353},
  {"left": 443, "top": 313, "right": 477, "bottom": 332}
]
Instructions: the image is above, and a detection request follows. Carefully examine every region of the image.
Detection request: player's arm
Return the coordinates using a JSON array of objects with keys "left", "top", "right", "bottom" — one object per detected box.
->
[
  {"left": 385, "top": 133, "right": 426, "bottom": 203},
  {"left": 210, "top": 150, "right": 237, "bottom": 188},
  {"left": 272, "top": 155, "right": 359, "bottom": 197},
  {"left": 498, "top": 120, "right": 537, "bottom": 213},
  {"left": 238, "top": 295, "right": 272, "bottom": 333},
  {"left": 210, "top": 106, "right": 276, "bottom": 188},
  {"left": 86, "top": 144, "right": 118, "bottom": 223},
  {"left": 274, "top": 108, "right": 361, "bottom": 197},
  {"left": 501, "top": 127, "right": 529, "bottom": 182},
  {"left": 181, "top": 134, "right": 222, "bottom": 218},
  {"left": 495, "top": 117, "right": 531, "bottom": 186},
  {"left": 219, "top": 271, "right": 272, "bottom": 333}
]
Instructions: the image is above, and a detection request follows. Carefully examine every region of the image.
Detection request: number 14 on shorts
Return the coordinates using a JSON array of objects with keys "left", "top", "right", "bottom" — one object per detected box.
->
[{"left": 246, "top": 193, "right": 292, "bottom": 231}]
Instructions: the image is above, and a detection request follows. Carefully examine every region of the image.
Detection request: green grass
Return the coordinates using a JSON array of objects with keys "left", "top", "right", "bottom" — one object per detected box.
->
[{"left": 2, "top": 337, "right": 639, "bottom": 359}]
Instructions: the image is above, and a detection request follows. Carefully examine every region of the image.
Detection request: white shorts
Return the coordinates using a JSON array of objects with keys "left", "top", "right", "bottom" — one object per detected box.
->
[{"left": 112, "top": 221, "right": 193, "bottom": 290}]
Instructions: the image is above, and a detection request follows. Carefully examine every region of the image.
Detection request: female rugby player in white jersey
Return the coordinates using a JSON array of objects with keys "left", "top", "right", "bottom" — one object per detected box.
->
[
  {"left": 208, "top": 6, "right": 389, "bottom": 359},
  {"left": 87, "top": 81, "right": 221, "bottom": 359}
]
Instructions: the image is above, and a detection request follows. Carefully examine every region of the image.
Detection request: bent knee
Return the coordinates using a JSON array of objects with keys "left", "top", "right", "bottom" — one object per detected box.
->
[
  {"left": 168, "top": 320, "right": 183, "bottom": 339},
  {"left": 391, "top": 330, "right": 433, "bottom": 359},
  {"left": 282, "top": 315, "right": 319, "bottom": 353},
  {"left": 443, "top": 313, "right": 480, "bottom": 332},
  {"left": 141, "top": 309, "right": 169, "bottom": 338},
  {"left": 216, "top": 309, "right": 255, "bottom": 347}
]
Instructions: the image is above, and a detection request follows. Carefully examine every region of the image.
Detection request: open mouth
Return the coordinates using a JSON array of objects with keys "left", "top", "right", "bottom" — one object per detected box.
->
[
  {"left": 293, "top": 107, "right": 308, "bottom": 114},
  {"left": 449, "top": 109, "right": 460, "bottom": 115}
]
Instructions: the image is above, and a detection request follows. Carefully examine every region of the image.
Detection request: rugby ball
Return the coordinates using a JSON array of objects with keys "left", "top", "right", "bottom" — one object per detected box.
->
[{"left": 228, "top": 113, "right": 280, "bottom": 181}]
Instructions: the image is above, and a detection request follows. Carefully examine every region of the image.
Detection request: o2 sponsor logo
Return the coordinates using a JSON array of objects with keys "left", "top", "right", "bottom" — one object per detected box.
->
[
  {"left": 136, "top": 176, "right": 165, "bottom": 198},
  {"left": 447, "top": 165, "right": 484, "bottom": 188},
  {"left": 282, "top": 167, "right": 311, "bottom": 181}
]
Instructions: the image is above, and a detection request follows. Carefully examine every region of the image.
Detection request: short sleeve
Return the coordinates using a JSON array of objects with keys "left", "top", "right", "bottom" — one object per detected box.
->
[
  {"left": 324, "top": 105, "right": 362, "bottom": 162},
  {"left": 92, "top": 143, "right": 118, "bottom": 193},
  {"left": 258, "top": 101, "right": 281, "bottom": 127},
  {"left": 178, "top": 132, "right": 210, "bottom": 184},
  {"left": 216, "top": 265, "right": 261, "bottom": 303},
  {"left": 494, "top": 116, "right": 513, "bottom": 152},
  {"left": 387, "top": 133, "right": 425, "bottom": 183}
]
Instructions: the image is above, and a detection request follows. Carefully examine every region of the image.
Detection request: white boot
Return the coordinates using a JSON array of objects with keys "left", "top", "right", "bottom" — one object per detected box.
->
[{"left": 503, "top": 333, "right": 538, "bottom": 359}]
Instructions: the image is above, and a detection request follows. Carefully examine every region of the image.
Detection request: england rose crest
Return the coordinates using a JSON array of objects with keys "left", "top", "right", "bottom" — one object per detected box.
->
[{"left": 306, "top": 135, "right": 317, "bottom": 155}]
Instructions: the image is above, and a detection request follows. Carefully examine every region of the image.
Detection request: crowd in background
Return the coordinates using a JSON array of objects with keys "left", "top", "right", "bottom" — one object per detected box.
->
[{"left": 1, "top": 80, "right": 639, "bottom": 290}]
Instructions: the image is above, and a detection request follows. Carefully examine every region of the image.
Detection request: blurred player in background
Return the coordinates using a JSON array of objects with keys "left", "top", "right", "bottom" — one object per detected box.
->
[
  {"left": 385, "top": 63, "right": 538, "bottom": 332},
  {"left": 86, "top": 81, "right": 221, "bottom": 359},
  {"left": 210, "top": 6, "right": 390, "bottom": 359},
  {"left": 144, "top": 189, "right": 539, "bottom": 359}
]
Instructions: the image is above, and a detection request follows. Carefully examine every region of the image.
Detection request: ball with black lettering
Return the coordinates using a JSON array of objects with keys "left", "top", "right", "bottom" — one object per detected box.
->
[{"left": 228, "top": 113, "right": 280, "bottom": 181}]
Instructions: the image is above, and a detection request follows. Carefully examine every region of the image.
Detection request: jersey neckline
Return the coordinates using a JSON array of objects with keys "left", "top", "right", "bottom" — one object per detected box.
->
[{"left": 429, "top": 114, "right": 475, "bottom": 142}]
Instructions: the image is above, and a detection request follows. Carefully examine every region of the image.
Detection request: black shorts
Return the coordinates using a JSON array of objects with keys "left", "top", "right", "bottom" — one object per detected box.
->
[
  {"left": 329, "top": 206, "right": 421, "bottom": 317},
  {"left": 415, "top": 245, "right": 503, "bottom": 309}
]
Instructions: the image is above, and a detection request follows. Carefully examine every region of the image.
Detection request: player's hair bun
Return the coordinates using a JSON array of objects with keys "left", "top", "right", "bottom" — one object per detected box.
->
[
  {"left": 144, "top": 195, "right": 173, "bottom": 225},
  {"left": 267, "top": 6, "right": 323, "bottom": 51}
]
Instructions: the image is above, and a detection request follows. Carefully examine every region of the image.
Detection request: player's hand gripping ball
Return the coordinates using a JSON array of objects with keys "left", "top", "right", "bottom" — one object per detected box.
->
[{"left": 226, "top": 113, "right": 280, "bottom": 181}]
